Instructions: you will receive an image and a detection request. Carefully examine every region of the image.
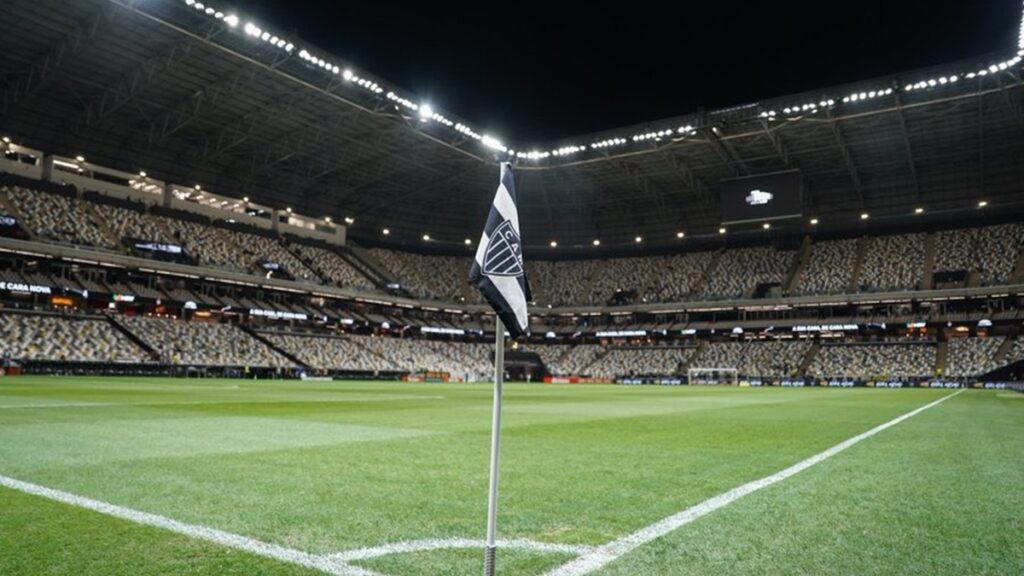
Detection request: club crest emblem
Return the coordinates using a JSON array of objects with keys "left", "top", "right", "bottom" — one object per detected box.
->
[{"left": 483, "top": 220, "right": 524, "bottom": 276}]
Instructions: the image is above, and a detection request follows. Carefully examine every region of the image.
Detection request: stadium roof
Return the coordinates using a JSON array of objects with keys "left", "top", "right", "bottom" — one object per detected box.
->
[{"left": 1, "top": 0, "right": 1023, "bottom": 251}]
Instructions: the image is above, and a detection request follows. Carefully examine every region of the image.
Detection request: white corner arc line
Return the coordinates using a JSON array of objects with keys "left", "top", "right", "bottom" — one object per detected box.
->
[
  {"left": 330, "top": 537, "right": 594, "bottom": 562},
  {"left": 0, "top": 474, "right": 379, "bottom": 576},
  {"left": 543, "top": 389, "right": 965, "bottom": 576}
]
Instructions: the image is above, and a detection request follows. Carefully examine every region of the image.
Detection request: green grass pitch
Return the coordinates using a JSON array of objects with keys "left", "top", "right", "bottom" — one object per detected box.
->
[{"left": 1, "top": 377, "right": 1022, "bottom": 575}]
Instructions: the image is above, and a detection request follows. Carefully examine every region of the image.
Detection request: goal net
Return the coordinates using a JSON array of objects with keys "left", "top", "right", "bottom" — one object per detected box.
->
[{"left": 688, "top": 367, "right": 739, "bottom": 386}]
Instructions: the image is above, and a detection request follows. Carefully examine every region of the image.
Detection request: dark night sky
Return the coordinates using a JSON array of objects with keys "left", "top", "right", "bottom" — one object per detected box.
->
[{"left": 240, "top": 1, "right": 1021, "bottom": 142}]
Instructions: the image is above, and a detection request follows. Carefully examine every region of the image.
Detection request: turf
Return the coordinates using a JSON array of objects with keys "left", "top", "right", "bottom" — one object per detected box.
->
[{"left": 0, "top": 377, "right": 1020, "bottom": 575}]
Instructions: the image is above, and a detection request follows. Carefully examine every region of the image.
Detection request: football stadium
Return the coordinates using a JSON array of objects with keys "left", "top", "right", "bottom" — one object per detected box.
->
[{"left": 1, "top": 1, "right": 1024, "bottom": 574}]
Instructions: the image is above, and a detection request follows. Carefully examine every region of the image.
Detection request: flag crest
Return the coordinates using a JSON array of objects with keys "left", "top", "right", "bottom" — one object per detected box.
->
[{"left": 469, "top": 163, "right": 532, "bottom": 337}]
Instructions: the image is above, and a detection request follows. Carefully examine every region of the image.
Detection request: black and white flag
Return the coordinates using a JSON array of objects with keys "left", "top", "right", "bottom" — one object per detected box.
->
[{"left": 469, "top": 162, "right": 532, "bottom": 337}]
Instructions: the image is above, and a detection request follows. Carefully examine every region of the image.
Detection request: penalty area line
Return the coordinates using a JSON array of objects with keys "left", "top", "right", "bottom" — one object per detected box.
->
[
  {"left": 0, "top": 474, "right": 379, "bottom": 576},
  {"left": 543, "top": 388, "right": 966, "bottom": 576}
]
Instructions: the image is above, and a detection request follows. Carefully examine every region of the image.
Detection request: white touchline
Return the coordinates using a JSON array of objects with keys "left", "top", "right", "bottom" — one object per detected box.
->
[
  {"left": 0, "top": 474, "right": 380, "bottom": 576},
  {"left": 543, "top": 389, "right": 965, "bottom": 576}
]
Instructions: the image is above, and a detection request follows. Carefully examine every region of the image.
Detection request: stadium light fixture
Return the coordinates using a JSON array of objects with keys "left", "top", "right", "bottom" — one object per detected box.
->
[
  {"left": 810, "top": 218, "right": 819, "bottom": 225},
  {"left": 382, "top": 228, "right": 390, "bottom": 235},
  {"left": 139, "top": 171, "right": 147, "bottom": 178},
  {"left": 914, "top": 207, "right": 924, "bottom": 214},
  {"left": 286, "top": 207, "right": 292, "bottom": 213},
  {"left": 243, "top": 196, "right": 249, "bottom": 202},
  {"left": 324, "top": 217, "right": 331, "bottom": 223},
  {"left": 762, "top": 222, "right": 771, "bottom": 230},
  {"left": 550, "top": 240, "right": 557, "bottom": 247},
  {"left": 344, "top": 217, "right": 355, "bottom": 224},
  {"left": 2, "top": 137, "right": 9, "bottom": 143},
  {"left": 423, "top": 234, "right": 431, "bottom": 241},
  {"left": 593, "top": 239, "right": 600, "bottom": 246},
  {"left": 978, "top": 200, "right": 988, "bottom": 207},
  {"left": 719, "top": 227, "right": 726, "bottom": 234},
  {"left": 676, "top": 231, "right": 685, "bottom": 238},
  {"left": 418, "top": 104, "right": 434, "bottom": 121},
  {"left": 635, "top": 236, "right": 643, "bottom": 243},
  {"left": 75, "top": 155, "right": 85, "bottom": 162},
  {"left": 860, "top": 212, "right": 869, "bottom": 220},
  {"left": 464, "top": 238, "right": 472, "bottom": 245},
  {"left": 223, "top": 14, "right": 239, "bottom": 27}
]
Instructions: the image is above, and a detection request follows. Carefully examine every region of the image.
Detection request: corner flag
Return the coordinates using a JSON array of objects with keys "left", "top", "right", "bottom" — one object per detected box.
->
[{"left": 469, "top": 162, "right": 532, "bottom": 337}]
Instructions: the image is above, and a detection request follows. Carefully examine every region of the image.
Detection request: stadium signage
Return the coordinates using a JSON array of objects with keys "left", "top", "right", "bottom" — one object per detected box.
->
[
  {"left": 791, "top": 324, "right": 858, "bottom": 332},
  {"left": 112, "top": 293, "right": 136, "bottom": 303},
  {"left": 596, "top": 330, "right": 647, "bottom": 337},
  {"left": 248, "top": 308, "right": 308, "bottom": 321},
  {"left": 0, "top": 215, "right": 17, "bottom": 226},
  {"left": 133, "top": 241, "right": 183, "bottom": 254},
  {"left": 421, "top": 326, "right": 466, "bottom": 335},
  {"left": 0, "top": 281, "right": 51, "bottom": 294}
]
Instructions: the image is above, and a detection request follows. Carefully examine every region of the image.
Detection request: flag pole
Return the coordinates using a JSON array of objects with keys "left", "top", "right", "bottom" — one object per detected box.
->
[{"left": 484, "top": 316, "right": 506, "bottom": 576}]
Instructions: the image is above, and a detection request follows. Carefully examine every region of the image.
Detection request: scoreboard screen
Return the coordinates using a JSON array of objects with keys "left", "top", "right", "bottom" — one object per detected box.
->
[{"left": 720, "top": 170, "right": 803, "bottom": 226}]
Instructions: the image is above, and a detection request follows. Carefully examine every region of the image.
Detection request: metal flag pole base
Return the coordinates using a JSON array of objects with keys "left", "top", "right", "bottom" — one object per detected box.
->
[
  {"left": 484, "top": 545, "right": 497, "bottom": 576},
  {"left": 484, "top": 317, "right": 506, "bottom": 576}
]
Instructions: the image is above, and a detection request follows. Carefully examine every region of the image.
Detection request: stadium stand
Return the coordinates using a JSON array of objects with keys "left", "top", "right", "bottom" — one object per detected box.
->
[
  {"left": 946, "top": 337, "right": 1004, "bottom": 377},
  {"left": 859, "top": 234, "right": 926, "bottom": 291},
  {"left": 119, "top": 316, "right": 292, "bottom": 367},
  {"left": 0, "top": 313, "right": 149, "bottom": 363},
  {"left": 934, "top": 224, "right": 1024, "bottom": 285},
  {"left": 702, "top": 247, "right": 794, "bottom": 299},
  {"left": 291, "top": 244, "right": 375, "bottom": 291},
  {"left": 689, "top": 340, "right": 810, "bottom": 377},
  {"left": 587, "top": 346, "right": 692, "bottom": 377},
  {"left": 368, "top": 248, "right": 471, "bottom": 301},
  {"left": 809, "top": 342, "right": 936, "bottom": 379},
  {"left": 261, "top": 332, "right": 394, "bottom": 372},
  {"left": 4, "top": 185, "right": 111, "bottom": 248},
  {"left": 796, "top": 239, "right": 858, "bottom": 295}
]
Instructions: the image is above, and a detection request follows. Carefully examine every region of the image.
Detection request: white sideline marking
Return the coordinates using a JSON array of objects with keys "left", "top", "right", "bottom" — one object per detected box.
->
[
  {"left": 0, "top": 474, "right": 378, "bottom": 576},
  {"left": 543, "top": 389, "right": 965, "bottom": 576},
  {"left": 331, "top": 537, "right": 595, "bottom": 561}
]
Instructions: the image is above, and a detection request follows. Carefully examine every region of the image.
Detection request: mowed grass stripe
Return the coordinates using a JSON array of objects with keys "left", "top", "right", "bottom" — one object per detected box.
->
[
  {"left": 544, "top": 390, "right": 963, "bottom": 576},
  {"left": 590, "top": 389, "right": 1024, "bottom": 575}
]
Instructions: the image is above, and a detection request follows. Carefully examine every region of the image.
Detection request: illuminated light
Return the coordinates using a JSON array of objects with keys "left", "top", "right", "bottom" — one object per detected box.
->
[
  {"left": 550, "top": 240, "right": 557, "bottom": 247},
  {"left": 810, "top": 218, "right": 819, "bottom": 225},
  {"left": 75, "top": 155, "right": 85, "bottom": 162},
  {"left": 324, "top": 217, "right": 331, "bottom": 223},
  {"left": 593, "top": 239, "right": 600, "bottom": 246},
  {"left": 635, "top": 236, "right": 643, "bottom": 243},
  {"left": 2, "top": 137, "right": 9, "bottom": 143},
  {"left": 342, "top": 69, "right": 353, "bottom": 81},
  {"left": 481, "top": 135, "right": 507, "bottom": 152},
  {"left": 860, "top": 212, "right": 869, "bottom": 220},
  {"left": 139, "top": 171, "right": 147, "bottom": 177},
  {"left": 978, "top": 200, "right": 988, "bottom": 207},
  {"left": 464, "top": 238, "right": 472, "bottom": 245},
  {"left": 344, "top": 216, "right": 355, "bottom": 225},
  {"left": 914, "top": 207, "right": 924, "bottom": 214},
  {"left": 418, "top": 104, "right": 434, "bottom": 120},
  {"left": 223, "top": 14, "right": 239, "bottom": 27},
  {"left": 382, "top": 228, "right": 390, "bottom": 235},
  {"left": 194, "top": 184, "right": 201, "bottom": 190},
  {"left": 286, "top": 207, "right": 292, "bottom": 213},
  {"left": 762, "top": 222, "right": 771, "bottom": 230},
  {"left": 719, "top": 227, "right": 726, "bottom": 234},
  {"left": 676, "top": 231, "right": 685, "bottom": 238},
  {"left": 422, "top": 234, "right": 430, "bottom": 241}
]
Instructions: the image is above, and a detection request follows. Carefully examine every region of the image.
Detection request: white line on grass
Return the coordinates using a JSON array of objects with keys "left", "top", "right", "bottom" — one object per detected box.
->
[
  {"left": 543, "top": 389, "right": 965, "bottom": 576},
  {"left": 331, "top": 537, "right": 595, "bottom": 562},
  {"left": 0, "top": 474, "right": 380, "bottom": 576}
]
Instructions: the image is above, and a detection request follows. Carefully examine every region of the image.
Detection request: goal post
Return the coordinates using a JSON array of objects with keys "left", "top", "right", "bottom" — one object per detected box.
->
[{"left": 688, "top": 367, "right": 739, "bottom": 386}]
